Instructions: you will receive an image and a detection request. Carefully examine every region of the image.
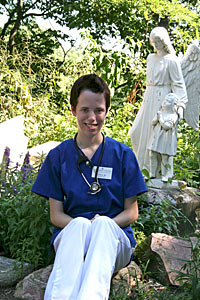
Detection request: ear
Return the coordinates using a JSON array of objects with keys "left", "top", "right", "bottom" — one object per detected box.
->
[{"left": 71, "top": 106, "right": 76, "bottom": 116}]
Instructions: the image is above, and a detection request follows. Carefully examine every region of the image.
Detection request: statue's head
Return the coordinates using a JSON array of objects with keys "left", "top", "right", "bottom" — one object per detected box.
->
[
  {"left": 162, "top": 93, "right": 178, "bottom": 112},
  {"left": 150, "top": 27, "right": 175, "bottom": 55}
]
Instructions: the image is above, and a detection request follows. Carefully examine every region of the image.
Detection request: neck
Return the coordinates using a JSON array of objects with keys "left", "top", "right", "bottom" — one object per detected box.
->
[
  {"left": 76, "top": 133, "right": 103, "bottom": 149},
  {"left": 76, "top": 133, "right": 103, "bottom": 159},
  {"left": 156, "top": 49, "right": 167, "bottom": 56}
]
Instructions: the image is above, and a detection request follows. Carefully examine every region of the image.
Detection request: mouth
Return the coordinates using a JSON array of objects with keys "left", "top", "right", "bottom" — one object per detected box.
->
[{"left": 85, "top": 123, "right": 98, "bottom": 129}]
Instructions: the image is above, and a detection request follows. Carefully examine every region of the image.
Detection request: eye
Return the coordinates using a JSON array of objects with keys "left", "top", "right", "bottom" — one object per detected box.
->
[
  {"left": 81, "top": 108, "right": 89, "bottom": 113},
  {"left": 95, "top": 108, "right": 105, "bottom": 114}
]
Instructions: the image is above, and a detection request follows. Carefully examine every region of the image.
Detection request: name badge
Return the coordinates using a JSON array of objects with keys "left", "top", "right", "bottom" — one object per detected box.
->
[{"left": 92, "top": 166, "right": 113, "bottom": 180}]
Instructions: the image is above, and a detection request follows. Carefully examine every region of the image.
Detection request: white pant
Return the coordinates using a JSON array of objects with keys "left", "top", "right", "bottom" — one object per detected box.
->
[{"left": 44, "top": 216, "right": 133, "bottom": 300}]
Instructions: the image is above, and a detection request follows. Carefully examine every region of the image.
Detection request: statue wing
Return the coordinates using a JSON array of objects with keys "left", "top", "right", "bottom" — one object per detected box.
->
[{"left": 181, "top": 43, "right": 200, "bottom": 131}]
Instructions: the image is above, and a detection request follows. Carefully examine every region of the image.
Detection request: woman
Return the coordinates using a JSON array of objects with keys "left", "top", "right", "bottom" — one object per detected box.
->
[
  {"left": 129, "top": 27, "right": 187, "bottom": 176},
  {"left": 32, "top": 74, "right": 147, "bottom": 300}
]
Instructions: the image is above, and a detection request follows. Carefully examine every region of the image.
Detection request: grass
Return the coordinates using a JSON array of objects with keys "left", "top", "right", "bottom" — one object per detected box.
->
[{"left": 109, "top": 278, "right": 190, "bottom": 300}]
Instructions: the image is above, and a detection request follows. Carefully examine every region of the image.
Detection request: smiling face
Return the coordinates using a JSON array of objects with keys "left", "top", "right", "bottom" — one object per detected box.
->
[{"left": 71, "top": 90, "right": 107, "bottom": 139}]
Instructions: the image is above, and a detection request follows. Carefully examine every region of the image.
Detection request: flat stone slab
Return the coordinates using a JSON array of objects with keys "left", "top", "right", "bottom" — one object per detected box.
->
[
  {"left": 28, "top": 141, "right": 60, "bottom": 165},
  {"left": 0, "top": 256, "right": 34, "bottom": 287},
  {"left": 146, "top": 178, "right": 181, "bottom": 190}
]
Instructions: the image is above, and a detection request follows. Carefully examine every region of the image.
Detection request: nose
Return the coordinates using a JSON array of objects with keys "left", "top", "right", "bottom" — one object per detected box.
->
[{"left": 87, "top": 110, "right": 96, "bottom": 121}]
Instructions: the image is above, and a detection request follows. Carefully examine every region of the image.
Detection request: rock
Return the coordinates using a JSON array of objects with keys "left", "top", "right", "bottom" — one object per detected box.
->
[
  {"left": 0, "top": 256, "right": 34, "bottom": 288},
  {"left": 146, "top": 186, "right": 200, "bottom": 236},
  {"left": 28, "top": 141, "right": 60, "bottom": 166},
  {"left": 14, "top": 265, "right": 52, "bottom": 300},
  {"left": 111, "top": 261, "right": 142, "bottom": 295},
  {"left": 14, "top": 262, "right": 142, "bottom": 299},
  {"left": 147, "top": 178, "right": 183, "bottom": 190},
  {"left": 0, "top": 116, "right": 28, "bottom": 167},
  {"left": 134, "top": 233, "right": 197, "bottom": 286}
]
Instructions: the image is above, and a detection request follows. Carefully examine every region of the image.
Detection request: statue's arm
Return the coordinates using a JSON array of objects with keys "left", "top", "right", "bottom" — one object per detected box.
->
[
  {"left": 158, "top": 113, "right": 175, "bottom": 130},
  {"left": 152, "top": 113, "right": 159, "bottom": 126},
  {"left": 168, "top": 57, "right": 188, "bottom": 109}
]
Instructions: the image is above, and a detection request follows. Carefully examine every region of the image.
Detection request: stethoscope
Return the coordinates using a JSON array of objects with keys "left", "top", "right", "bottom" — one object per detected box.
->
[{"left": 74, "top": 133, "right": 105, "bottom": 195}]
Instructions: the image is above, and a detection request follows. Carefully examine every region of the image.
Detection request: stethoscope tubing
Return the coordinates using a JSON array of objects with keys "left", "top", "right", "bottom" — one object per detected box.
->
[{"left": 74, "top": 133, "right": 105, "bottom": 194}]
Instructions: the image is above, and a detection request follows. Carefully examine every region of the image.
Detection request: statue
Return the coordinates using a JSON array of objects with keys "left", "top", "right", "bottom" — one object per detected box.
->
[
  {"left": 180, "top": 42, "right": 200, "bottom": 131},
  {"left": 148, "top": 93, "right": 179, "bottom": 182},
  {"left": 129, "top": 26, "right": 200, "bottom": 183}
]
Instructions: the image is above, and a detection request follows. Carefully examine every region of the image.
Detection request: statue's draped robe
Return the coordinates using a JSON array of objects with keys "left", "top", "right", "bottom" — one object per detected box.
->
[{"left": 129, "top": 53, "right": 187, "bottom": 172}]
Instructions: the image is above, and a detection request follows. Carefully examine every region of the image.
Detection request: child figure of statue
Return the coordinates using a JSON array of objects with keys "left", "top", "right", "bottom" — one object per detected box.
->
[{"left": 148, "top": 93, "right": 179, "bottom": 182}]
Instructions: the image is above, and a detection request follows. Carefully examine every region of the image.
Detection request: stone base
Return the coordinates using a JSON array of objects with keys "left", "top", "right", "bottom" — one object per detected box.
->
[{"left": 146, "top": 178, "right": 185, "bottom": 190}]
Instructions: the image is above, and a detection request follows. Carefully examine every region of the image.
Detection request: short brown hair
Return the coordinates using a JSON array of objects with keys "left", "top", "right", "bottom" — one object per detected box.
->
[{"left": 70, "top": 74, "right": 110, "bottom": 112}]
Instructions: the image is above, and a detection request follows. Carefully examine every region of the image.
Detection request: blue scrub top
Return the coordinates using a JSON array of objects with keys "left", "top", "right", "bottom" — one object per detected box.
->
[{"left": 32, "top": 136, "right": 147, "bottom": 247}]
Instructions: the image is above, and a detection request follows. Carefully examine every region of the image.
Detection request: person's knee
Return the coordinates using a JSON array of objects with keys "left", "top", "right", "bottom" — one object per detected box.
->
[
  {"left": 62, "top": 217, "right": 91, "bottom": 233},
  {"left": 72, "top": 216, "right": 91, "bottom": 226},
  {"left": 73, "top": 217, "right": 91, "bottom": 224},
  {"left": 92, "top": 215, "right": 114, "bottom": 228}
]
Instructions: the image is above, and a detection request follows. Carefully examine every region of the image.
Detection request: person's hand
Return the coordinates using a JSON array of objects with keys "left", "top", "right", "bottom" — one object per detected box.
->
[{"left": 90, "top": 214, "right": 100, "bottom": 222}]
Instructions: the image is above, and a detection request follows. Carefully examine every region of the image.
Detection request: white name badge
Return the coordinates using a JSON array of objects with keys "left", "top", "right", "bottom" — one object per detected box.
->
[{"left": 92, "top": 166, "right": 113, "bottom": 180}]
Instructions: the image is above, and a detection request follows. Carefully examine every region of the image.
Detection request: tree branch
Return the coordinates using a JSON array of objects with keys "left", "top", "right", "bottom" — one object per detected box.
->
[{"left": 1, "top": 8, "right": 17, "bottom": 38}]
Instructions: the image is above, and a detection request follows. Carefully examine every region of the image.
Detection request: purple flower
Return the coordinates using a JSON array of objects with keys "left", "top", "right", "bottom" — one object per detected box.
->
[
  {"left": 157, "top": 205, "right": 161, "bottom": 211},
  {"left": 2, "top": 181, "right": 6, "bottom": 187},
  {"left": 12, "top": 185, "right": 18, "bottom": 195},
  {"left": 4, "top": 147, "right": 10, "bottom": 157},
  {"left": 24, "top": 152, "right": 30, "bottom": 165},
  {"left": 6, "top": 157, "right": 10, "bottom": 168}
]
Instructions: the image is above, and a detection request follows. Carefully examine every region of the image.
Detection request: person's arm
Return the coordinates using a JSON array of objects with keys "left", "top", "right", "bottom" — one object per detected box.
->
[
  {"left": 49, "top": 198, "right": 73, "bottom": 228},
  {"left": 112, "top": 196, "right": 138, "bottom": 228}
]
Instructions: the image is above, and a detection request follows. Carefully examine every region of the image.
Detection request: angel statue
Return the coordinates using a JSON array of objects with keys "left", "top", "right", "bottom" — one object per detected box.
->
[
  {"left": 180, "top": 42, "right": 200, "bottom": 131},
  {"left": 129, "top": 26, "right": 200, "bottom": 182}
]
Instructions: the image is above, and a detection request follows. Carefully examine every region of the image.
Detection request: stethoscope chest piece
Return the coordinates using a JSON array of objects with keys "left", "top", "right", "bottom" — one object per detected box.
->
[{"left": 89, "top": 181, "right": 102, "bottom": 194}]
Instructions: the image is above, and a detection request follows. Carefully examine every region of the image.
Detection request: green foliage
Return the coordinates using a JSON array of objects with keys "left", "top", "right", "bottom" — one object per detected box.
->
[
  {"left": 174, "top": 121, "right": 200, "bottom": 188},
  {"left": 0, "top": 41, "right": 92, "bottom": 148},
  {"left": 134, "top": 194, "right": 188, "bottom": 237},
  {"left": 0, "top": 149, "right": 53, "bottom": 268},
  {"left": 59, "top": 0, "right": 199, "bottom": 55},
  {"left": 172, "top": 236, "right": 200, "bottom": 300}
]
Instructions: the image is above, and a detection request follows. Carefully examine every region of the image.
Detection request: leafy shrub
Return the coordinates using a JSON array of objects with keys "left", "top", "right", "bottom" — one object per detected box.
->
[
  {"left": 0, "top": 149, "right": 53, "bottom": 268},
  {"left": 174, "top": 121, "right": 200, "bottom": 188},
  {"left": 134, "top": 193, "right": 187, "bottom": 238},
  {"left": 173, "top": 236, "right": 200, "bottom": 300}
]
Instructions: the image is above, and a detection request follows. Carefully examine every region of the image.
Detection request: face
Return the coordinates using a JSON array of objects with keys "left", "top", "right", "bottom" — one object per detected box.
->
[
  {"left": 162, "top": 97, "right": 173, "bottom": 110},
  {"left": 71, "top": 90, "right": 107, "bottom": 139},
  {"left": 150, "top": 35, "right": 164, "bottom": 51}
]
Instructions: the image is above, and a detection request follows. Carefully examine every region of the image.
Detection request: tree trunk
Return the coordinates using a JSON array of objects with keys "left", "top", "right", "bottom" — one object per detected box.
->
[{"left": 8, "top": 0, "right": 23, "bottom": 54}]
